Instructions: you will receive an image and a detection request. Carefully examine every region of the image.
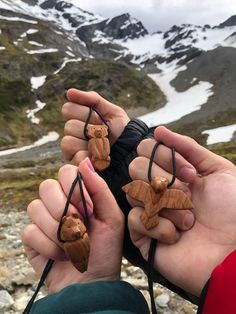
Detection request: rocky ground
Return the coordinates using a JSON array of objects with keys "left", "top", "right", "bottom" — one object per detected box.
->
[
  {"left": 0, "top": 208, "right": 197, "bottom": 313},
  {"left": 0, "top": 143, "right": 198, "bottom": 313}
]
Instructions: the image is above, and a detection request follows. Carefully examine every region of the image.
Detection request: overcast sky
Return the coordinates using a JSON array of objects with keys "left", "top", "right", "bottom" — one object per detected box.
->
[{"left": 69, "top": 0, "right": 236, "bottom": 32}]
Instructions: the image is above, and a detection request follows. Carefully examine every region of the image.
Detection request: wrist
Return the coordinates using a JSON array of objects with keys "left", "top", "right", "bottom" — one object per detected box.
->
[{"left": 80, "top": 270, "right": 121, "bottom": 284}]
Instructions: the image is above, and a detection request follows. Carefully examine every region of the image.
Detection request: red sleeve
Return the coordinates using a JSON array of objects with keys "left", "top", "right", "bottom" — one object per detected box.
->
[{"left": 201, "top": 249, "right": 236, "bottom": 313}]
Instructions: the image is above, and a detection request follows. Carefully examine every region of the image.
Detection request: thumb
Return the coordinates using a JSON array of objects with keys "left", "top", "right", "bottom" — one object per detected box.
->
[
  {"left": 154, "top": 126, "right": 232, "bottom": 175},
  {"left": 78, "top": 158, "right": 123, "bottom": 222}
]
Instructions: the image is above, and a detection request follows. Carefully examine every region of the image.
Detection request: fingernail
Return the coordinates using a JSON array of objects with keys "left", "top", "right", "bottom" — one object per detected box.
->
[
  {"left": 84, "top": 157, "right": 95, "bottom": 172},
  {"left": 184, "top": 213, "right": 194, "bottom": 229},
  {"left": 78, "top": 200, "right": 93, "bottom": 217}
]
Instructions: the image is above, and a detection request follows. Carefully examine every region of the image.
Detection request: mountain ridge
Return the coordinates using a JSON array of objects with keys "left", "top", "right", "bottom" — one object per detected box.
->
[{"left": 0, "top": 0, "right": 235, "bottom": 151}]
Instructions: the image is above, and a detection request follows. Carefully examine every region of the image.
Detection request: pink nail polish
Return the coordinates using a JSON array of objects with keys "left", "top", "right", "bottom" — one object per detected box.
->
[
  {"left": 78, "top": 201, "right": 93, "bottom": 217},
  {"left": 84, "top": 157, "right": 95, "bottom": 172}
]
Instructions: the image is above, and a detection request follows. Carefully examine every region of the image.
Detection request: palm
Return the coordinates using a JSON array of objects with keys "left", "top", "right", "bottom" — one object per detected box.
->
[
  {"left": 30, "top": 218, "right": 123, "bottom": 294},
  {"left": 45, "top": 262, "right": 84, "bottom": 293},
  {"left": 138, "top": 171, "right": 236, "bottom": 296}
]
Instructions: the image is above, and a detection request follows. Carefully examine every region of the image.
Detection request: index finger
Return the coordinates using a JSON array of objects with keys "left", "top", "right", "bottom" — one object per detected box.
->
[
  {"left": 62, "top": 102, "right": 104, "bottom": 125},
  {"left": 137, "top": 138, "right": 196, "bottom": 183},
  {"left": 154, "top": 126, "right": 234, "bottom": 175},
  {"left": 78, "top": 158, "right": 124, "bottom": 224},
  {"left": 66, "top": 89, "right": 121, "bottom": 118}
]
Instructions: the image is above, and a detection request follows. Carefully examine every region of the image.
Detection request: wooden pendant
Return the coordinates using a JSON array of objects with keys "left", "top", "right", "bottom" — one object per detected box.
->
[
  {"left": 60, "top": 213, "right": 90, "bottom": 273},
  {"left": 122, "top": 176, "right": 193, "bottom": 230},
  {"left": 86, "top": 124, "right": 110, "bottom": 171}
]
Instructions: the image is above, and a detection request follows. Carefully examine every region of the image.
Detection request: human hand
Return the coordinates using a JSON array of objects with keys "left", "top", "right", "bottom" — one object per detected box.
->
[
  {"left": 126, "top": 132, "right": 196, "bottom": 242},
  {"left": 128, "top": 126, "right": 236, "bottom": 296},
  {"left": 61, "top": 89, "right": 130, "bottom": 164},
  {"left": 22, "top": 158, "right": 124, "bottom": 294},
  {"left": 61, "top": 90, "right": 196, "bottom": 246}
]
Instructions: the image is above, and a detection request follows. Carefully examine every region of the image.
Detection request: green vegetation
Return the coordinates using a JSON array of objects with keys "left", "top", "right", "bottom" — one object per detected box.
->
[
  {"left": 0, "top": 53, "right": 165, "bottom": 150},
  {"left": 210, "top": 142, "right": 236, "bottom": 164},
  {"left": 37, "top": 58, "right": 165, "bottom": 131},
  {"left": 0, "top": 165, "right": 59, "bottom": 211},
  {"left": 0, "top": 22, "right": 166, "bottom": 211}
]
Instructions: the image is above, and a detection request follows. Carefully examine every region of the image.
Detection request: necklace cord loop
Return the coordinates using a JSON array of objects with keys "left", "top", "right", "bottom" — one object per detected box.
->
[
  {"left": 147, "top": 141, "right": 176, "bottom": 314},
  {"left": 23, "top": 172, "right": 90, "bottom": 313},
  {"left": 84, "top": 107, "right": 110, "bottom": 140}
]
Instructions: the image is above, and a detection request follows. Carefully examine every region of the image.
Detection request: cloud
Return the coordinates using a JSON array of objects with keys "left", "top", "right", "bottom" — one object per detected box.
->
[
  {"left": 70, "top": 0, "right": 236, "bottom": 32},
  {"left": 150, "top": 0, "right": 236, "bottom": 30}
]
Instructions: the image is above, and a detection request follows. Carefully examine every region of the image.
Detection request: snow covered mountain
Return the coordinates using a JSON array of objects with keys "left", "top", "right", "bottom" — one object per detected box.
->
[
  {"left": 2, "top": 0, "right": 236, "bottom": 65},
  {"left": 0, "top": 0, "right": 235, "bottom": 151}
]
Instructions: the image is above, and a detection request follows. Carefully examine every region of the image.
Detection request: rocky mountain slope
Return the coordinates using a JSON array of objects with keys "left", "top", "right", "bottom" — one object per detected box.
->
[
  {"left": 0, "top": 0, "right": 235, "bottom": 152},
  {"left": 0, "top": 1, "right": 164, "bottom": 150}
]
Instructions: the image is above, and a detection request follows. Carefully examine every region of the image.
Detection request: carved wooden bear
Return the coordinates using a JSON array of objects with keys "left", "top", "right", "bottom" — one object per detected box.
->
[
  {"left": 60, "top": 213, "right": 90, "bottom": 273},
  {"left": 86, "top": 124, "right": 111, "bottom": 171}
]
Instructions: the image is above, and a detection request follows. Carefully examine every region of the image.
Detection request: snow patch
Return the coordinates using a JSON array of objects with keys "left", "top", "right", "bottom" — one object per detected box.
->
[
  {"left": 26, "top": 48, "right": 58, "bottom": 54},
  {"left": 202, "top": 124, "right": 236, "bottom": 145},
  {"left": 20, "top": 28, "right": 38, "bottom": 38},
  {"left": 221, "top": 33, "right": 236, "bottom": 48},
  {"left": 53, "top": 57, "right": 82, "bottom": 75},
  {"left": 26, "top": 100, "right": 46, "bottom": 124},
  {"left": 66, "top": 50, "right": 75, "bottom": 57},
  {"left": 0, "top": 14, "right": 37, "bottom": 24},
  {"left": 30, "top": 76, "right": 46, "bottom": 90},
  {"left": 0, "top": 132, "right": 59, "bottom": 156},
  {"left": 139, "top": 62, "right": 213, "bottom": 126},
  {"left": 117, "top": 32, "right": 167, "bottom": 57},
  {"left": 28, "top": 40, "right": 43, "bottom": 47},
  {"left": 92, "top": 30, "right": 113, "bottom": 44}
]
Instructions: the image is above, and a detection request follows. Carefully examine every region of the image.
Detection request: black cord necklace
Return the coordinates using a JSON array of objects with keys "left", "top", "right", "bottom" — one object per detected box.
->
[
  {"left": 83, "top": 107, "right": 110, "bottom": 140},
  {"left": 24, "top": 106, "right": 108, "bottom": 313},
  {"left": 147, "top": 141, "right": 176, "bottom": 314},
  {"left": 23, "top": 172, "right": 89, "bottom": 314}
]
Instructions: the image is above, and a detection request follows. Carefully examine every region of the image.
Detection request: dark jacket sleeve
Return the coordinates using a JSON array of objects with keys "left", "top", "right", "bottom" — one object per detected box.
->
[
  {"left": 99, "top": 119, "right": 199, "bottom": 305},
  {"left": 30, "top": 280, "right": 150, "bottom": 314},
  {"left": 197, "top": 249, "right": 236, "bottom": 314}
]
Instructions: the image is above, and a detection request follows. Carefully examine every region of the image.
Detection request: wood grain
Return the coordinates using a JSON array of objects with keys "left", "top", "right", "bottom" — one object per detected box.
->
[
  {"left": 122, "top": 176, "right": 193, "bottom": 230},
  {"left": 87, "top": 124, "right": 110, "bottom": 171},
  {"left": 61, "top": 213, "right": 90, "bottom": 273}
]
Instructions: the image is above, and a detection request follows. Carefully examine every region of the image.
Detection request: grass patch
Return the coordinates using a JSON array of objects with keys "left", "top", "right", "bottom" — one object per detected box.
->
[
  {"left": 0, "top": 166, "right": 59, "bottom": 211},
  {"left": 209, "top": 142, "right": 236, "bottom": 164}
]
